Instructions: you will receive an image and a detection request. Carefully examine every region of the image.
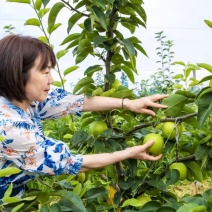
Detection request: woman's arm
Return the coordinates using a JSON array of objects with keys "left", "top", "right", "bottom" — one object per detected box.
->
[
  {"left": 80, "top": 140, "right": 161, "bottom": 172},
  {"left": 38, "top": 88, "right": 84, "bottom": 119},
  {"left": 82, "top": 94, "right": 168, "bottom": 116}
]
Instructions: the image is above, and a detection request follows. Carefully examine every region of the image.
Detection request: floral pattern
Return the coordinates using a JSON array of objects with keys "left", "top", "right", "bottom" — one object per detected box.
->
[{"left": 0, "top": 88, "right": 84, "bottom": 197}]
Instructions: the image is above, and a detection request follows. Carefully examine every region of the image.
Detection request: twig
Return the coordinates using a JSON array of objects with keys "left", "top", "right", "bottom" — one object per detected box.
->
[{"left": 126, "top": 113, "right": 197, "bottom": 136}]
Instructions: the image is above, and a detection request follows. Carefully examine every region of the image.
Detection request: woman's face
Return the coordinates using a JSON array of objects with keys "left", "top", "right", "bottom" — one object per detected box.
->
[{"left": 25, "top": 56, "right": 54, "bottom": 103}]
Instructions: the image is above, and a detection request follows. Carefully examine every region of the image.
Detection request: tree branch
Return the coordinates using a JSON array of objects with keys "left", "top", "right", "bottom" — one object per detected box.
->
[
  {"left": 61, "top": 0, "right": 89, "bottom": 17},
  {"left": 125, "top": 113, "right": 197, "bottom": 136}
]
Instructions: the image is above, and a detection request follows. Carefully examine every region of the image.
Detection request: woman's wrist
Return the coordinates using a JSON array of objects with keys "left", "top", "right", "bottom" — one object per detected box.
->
[
  {"left": 122, "top": 147, "right": 133, "bottom": 159},
  {"left": 121, "top": 98, "right": 130, "bottom": 109}
]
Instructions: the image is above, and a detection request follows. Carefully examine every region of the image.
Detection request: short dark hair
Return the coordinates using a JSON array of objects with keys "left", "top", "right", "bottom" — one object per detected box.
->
[{"left": 0, "top": 34, "right": 56, "bottom": 102}]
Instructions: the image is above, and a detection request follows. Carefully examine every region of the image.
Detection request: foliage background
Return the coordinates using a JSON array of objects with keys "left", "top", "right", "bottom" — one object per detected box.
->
[{"left": 0, "top": 0, "right": 212, "bottom": 212}]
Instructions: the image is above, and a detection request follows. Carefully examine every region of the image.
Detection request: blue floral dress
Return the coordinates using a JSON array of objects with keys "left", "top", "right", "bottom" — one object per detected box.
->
[{"left": 0, "top": 88, "right": 84, "bottom": 198}]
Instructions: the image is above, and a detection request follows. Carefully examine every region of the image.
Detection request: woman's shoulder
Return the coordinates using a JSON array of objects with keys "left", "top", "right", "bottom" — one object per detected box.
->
[{"left": 0, "top": 96, "right": 27, "bottom": 119}]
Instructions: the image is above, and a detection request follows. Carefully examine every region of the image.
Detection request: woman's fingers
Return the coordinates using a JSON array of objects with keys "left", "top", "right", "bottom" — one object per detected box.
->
[
  {"left": 143, "top": 153, "right": 163, "bottom": 161},
  {"left": 138, "top": 140, "right": 163, "bottom": 161}
]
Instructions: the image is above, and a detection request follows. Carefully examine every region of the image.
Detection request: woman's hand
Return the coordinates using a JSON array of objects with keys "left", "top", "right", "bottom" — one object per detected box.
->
[
  {"left": 80, "top": 140, "right": 162, "bottom": 172},
  {"left": 124, "top": 94, "right": 169, "bottom": 116},
  {"left": 126, "top": 140, "right": 163, "bottom": 161}
]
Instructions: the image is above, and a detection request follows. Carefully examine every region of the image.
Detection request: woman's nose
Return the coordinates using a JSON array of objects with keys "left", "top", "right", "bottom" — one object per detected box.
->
[{"left": 48, "top": 73, "right": 54, "bottom": 84}]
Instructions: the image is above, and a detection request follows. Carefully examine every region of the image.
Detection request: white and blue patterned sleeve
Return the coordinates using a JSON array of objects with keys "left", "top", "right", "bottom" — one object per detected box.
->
[
  {"left": 0, "top": 119, "right": 83, "bottom": 177},
  {"left": 37, "top": 88, "right": 84, "bottom": 120},
  {"left": 0, "top": 98, "right": 83, "bottom": 181}
]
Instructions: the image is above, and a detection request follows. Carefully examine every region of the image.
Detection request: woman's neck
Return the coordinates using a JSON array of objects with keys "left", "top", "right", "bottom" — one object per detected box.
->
[{"left": 11, "top": 99, "right": 30, "bottom": 111}]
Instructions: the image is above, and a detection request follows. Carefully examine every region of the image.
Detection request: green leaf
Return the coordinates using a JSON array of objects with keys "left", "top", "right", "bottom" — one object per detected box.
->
[
  {"left": 185, "top": 66, "right": 195, "bottom": 77},
  {"left": 204, "top": 19, "right": 212, "bottom": 28},
  {"left": 75, "top": 1, "right": 86, "bottom": 9},
  {"left": 67, "top": 13, "right": 83, "bottom": 34},
  {"left": 173, "top": 84, "right": 183, "bottom": 89},
  {"left": 4, "top": 183, "right": 13, "bottom": 197},
  {"left": 172, "top": 61, "right": 186, "bottom": 66},
  {"left": 136, "top": 201, "right": 161, "bottom": 212},
  {"left": 40, "top": 205, "right": 51, "bottom": 212},
  {"left": 35, "top": 0, "right": 42, "bottom": 10},
  {"left": 52, "top": 81, "right": 62, "bottom": 87},
  {"left": 41, "top": 0, "right": 50, "bottom": 7},
  {"left": 184, "top": 161, "right": 203, "bottom": 182},
  {"left": 84, "top": 187, "right": 107, "bottom": 200},
  {"left": 58, "top": 192, "right": 86, "bottom": 212},
  {"left": 175, "top": 90, "right": 196, "bottom": 98},
  {"left": 81, "top": 117, "right": 95, "bottom": 129},
  {"left": 202, "top": 189, "right": 212, "bottom": 201},
  {"left": 156, "top": 206, "right": 176, "bottom": 212},
  {"left": 93, "top": 35, "right": 109, "bottom": 47},
  {"left": 196, "top": 88, "right": 212, "bottom": 127},
  {"left": 146, "top": 179, "right": 167, "bottom": 191},
  {"left": 56, "top": 49, "right": 69, "bottom": 59},
  {"left": 114, "top": 30, "right": 124, "bottom": 39},
  {"left": 50, "top": 203, "right": 62, "bottom": 212},
  {"left": 105, "top": 72, "right": 116, "bottom": 84},
  {"left": 64, "top": 66, "right": 79, "bottom": 76},
  {"left": 77, "top": 39, "right": 91, "bottom": 54},
  {"left": 131, "top": 4, "right": 146, "bottom": 22},
  {"left": 24, "top": 18, "right": 40, "bottom": 27},
  {"left": 11, "top": 203, "right": 24, "bottom": 212},
  {"left": 75, "top": 39, "right": 92, "bottom": 63},
  {"left": 91, "top": 6, "right": 107, "bottom": 30},
  {"left": 166, "top": 169, "right": 180, "bottom": 186},
  {"left": 0, "top": 167, "right": 22, "bottom": 179},
  {"left": 63, "top": 134, "right": 72, "bottom": 139},
  {"left": 7, "top": 0, "right": 30, "bottom": 3},
  {"left": 38, "top": 8, "right": 50, "bottom": 18},
  {"left": 60, "top": 33, "right": 80, "bottom": 45},
  {"left": 22, "top": 196, "right": 37, "bottom": 201},
  {"left": 130, "top": 56, "right": 137, "bottom": 73},
  {"left": 197, "top": 63, "right": 212, "bottom": 73},
  {"left": 137, "top": 201, "right": 161, "bottom": 212},
  {"left": 198, "top": 75, "right": 212, "bottom": 84},
  {"left": 73, "top": 183, "right": 82, "bottom": 195},
  {"left": 48, "top": 2, "right": 65, "bottom": 30},
  {"left": 119, "top": 6, "right": 136, "bottom": 16},
  {"left": 111, "top": 53, "right": 124, "bottom": 65},
  {"left": 134, "top": 43, "right": 148, "bottom": 57},
  {"left": 162, "top": 94, "right": 187, "bottom": 117},
  {"left": 122, "top": 198, "right": 141, "bottom": 207},
  {"left": 121, "top": 22, "right": 136, "bottom": 33},
  {"left": 195, "top": 145, "right": 210, "bottom": 160},
  {"left": 130, "top": 14, "right": 146, "bottom": 28},
  {"left": 75, "top": 49, "right": 91, "bottom": 64},
  {"left": 37, "top": 36, "right": 48, "bottom": 43},
  {"left": 121, "top": 65, "right": 135, "bottom": 83},
  {"left": 84, "top": 65, "right": 102, "bottom": 77},
  {"left": 118, "top": 38, "right": 135, "bottom": 57},
  {"left": 73, "top": 77, "right": 94, "bottom": 94},
  {"left": 173, "top": 74, "right": 184, "bottom": 79},
  {"left": 84, "top": 18, "right": 92, "bottom": 32},
  {"left": 37, "top": 192, "right": 50, "bottom": 204},
  {"left": 48, "top": 23, "right": 62, "bottom": 34},
  {"left": 183, "top": 117, "right": 198, "bottom": 127},
  {"left": 70, "top": 130, "right": 90, "bottom": 148},
  {"left": 111, "top": 89, "right": 134, "bottom": 98},
  {"left": 176, "top": 203, "right": 199, "bottom": 212},
  {"left": 2, "top": 196, "right": 21, "bottom": 203}
]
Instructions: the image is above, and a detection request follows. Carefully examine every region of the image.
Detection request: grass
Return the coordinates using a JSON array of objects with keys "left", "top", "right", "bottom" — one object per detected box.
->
[{"left": 170, "top": 177, "right": 212, "bottom": 198}]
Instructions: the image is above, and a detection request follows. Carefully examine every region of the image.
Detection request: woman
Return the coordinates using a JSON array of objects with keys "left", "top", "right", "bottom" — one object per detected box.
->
[{"left": 0, "top": 34, "right": 168, "bottom": 199}]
